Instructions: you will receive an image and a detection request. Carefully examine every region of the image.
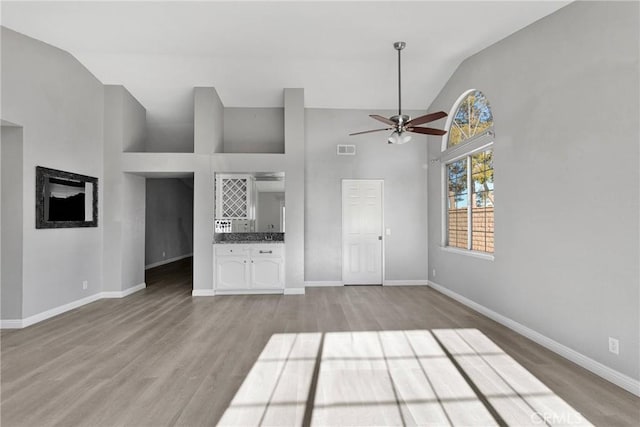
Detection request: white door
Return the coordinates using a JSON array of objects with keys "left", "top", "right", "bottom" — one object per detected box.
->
[{"left": 342, "top": 180, "right": 383, "bottom": 285}]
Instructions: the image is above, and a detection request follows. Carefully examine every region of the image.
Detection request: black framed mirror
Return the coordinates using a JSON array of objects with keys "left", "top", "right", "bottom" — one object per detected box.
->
[{"left": 36, "top": 166, "right": 98, "bottom": 229}]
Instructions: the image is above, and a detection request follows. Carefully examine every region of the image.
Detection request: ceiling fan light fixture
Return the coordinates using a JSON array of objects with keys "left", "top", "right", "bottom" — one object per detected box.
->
[{"left": 388, "top": 131, "right": 412, "bottom": 145}]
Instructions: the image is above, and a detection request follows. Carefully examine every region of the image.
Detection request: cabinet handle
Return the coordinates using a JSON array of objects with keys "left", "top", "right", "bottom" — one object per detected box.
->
[{"left": 259, "top": 250, "right": 273, "bottom": 254}]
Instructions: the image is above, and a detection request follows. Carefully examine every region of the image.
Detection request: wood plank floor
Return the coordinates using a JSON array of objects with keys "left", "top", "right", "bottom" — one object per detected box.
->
[{"left": 1, "top": 258, "right": 638, "bottom": 426}]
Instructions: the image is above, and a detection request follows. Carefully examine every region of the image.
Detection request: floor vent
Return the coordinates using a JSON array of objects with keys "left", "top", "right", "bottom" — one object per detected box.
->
[{"left": 337, "top": 144, "right": 356, "bottom": 155}]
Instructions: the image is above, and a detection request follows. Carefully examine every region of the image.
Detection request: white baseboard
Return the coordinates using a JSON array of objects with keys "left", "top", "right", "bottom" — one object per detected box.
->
[
  {"left": 102, "top": 283, "right": 146, "bottom": 298},
  {"left": 428, "top": 280, "right": 640, "bottom": 397},
  {"left": 304, "top": 281, "right": 343, "bottom": 287},
  {"left": 192, "top": 289, "right": 216, "bottom": 297},
  {"left": 0, "top": 319, "right": 26, "bottom": 329},
  {"left": 215, "top": 289, "right": 284, "bottom": 296},
  {"left": 384, "top": 280, "right": 428, "bottom": 286},
  {"left": 284, "top": 288, "right": 305, "bottom": 295},
  {"left": 3, "top": 292, "right": 103, "bottom": 329},
  {"left": 145, "top": 253, "right": 193, "bottom": 270},
  {"left": 1, "top": 283, "right": 147, "bottom": 330}
]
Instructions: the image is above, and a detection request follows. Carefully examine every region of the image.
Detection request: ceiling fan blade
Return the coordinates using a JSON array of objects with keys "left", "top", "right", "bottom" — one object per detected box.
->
[
  {"left": 407, "top": 127, "right": 447, "bottom": 136},
  {"left": 349, "top": 128, "right": 392, "bottom": 136},
  {"left": 406, "top": 111, "right": 448, "bottom": 127},
  {"left": 369, "top": 115, "right": 395, "bottom": 126}
]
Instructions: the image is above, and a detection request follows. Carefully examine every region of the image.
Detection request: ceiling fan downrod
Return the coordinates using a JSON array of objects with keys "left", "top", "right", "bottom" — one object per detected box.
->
[{"left": 394, "top": 41, "right": 405, "bottom": 118}]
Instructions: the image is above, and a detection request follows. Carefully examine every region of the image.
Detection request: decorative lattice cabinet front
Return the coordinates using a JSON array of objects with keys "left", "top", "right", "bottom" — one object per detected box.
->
[{"left": 215, "top": 174, "right": 256, "bottom": 219}]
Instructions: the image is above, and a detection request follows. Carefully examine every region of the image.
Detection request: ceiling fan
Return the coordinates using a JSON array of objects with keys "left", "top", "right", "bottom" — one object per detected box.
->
[{"left": 350, "top": 41, "right": 448, "bottom": 144}]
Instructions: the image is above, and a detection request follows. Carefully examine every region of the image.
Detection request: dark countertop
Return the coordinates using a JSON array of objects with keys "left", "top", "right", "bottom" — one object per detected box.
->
[
  {"left": 214, "top": 240, "right": 284, "bottom": 245},
  {"left": 213, "top": 232, "right": 285, "bottom": 244}
]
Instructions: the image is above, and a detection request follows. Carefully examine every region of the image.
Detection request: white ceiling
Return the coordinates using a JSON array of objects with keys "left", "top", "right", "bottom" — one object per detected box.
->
[{"left": 2, "top": 1, "right": 570, "bottom": 127}]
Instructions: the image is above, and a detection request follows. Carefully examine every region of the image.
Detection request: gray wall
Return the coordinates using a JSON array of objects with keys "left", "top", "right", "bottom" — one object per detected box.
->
[
  {"left": 224, "top": 108, "right": 284, "bottom": 153},
  {"left": 426, "top": 1, "right": 639, "bottom": 380},
  {"left": 305, "top": 108, "right": 429, "bottom": 282},
  {"left": 146, "top": 118, "right": 194, "bottom": 153},
  {"left": 1, "top": 125, "right": 23, "bottom": 319},
  {"left": 145, "top": 178, "right": 194, "bottom": 266},
  {"left": 257, "top": 192, "right": 284, "bottom": 232},
  {"left": 1, "top": 27, "right": 105, "bottom": 318},
  {"left": 195, "top": 87, "right": 224, "bottom": 154},
  {"left": 103, "top": 85, "right": 147, "bottom": 292}
]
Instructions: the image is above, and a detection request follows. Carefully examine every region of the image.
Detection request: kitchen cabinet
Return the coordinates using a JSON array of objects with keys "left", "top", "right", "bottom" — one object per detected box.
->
[
  {"left": 213, "top": 244, "right": 284, "bottom": 293},
  {"left": 215, "top": 174, "right": 256, "bottom": 220}
]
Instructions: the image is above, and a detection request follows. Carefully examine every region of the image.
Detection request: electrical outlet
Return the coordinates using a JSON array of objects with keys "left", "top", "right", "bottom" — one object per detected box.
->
[
  {"left": 162, "top": 251, "right": 166, "bottom": 258},
  {"left": 432, "top": 268, "right": 436, "bottom": 278},
  {"left": 385, "top": 228, "right": 391, "bottom": 236},
  {"left": 609, "top": 337, "right": 619, "bottom": 355},
  {"left": 82, "top": 280, "right": 88, "bottom": 290}
]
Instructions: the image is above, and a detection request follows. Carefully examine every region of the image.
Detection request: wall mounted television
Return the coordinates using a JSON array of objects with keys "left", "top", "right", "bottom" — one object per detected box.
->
[{"left": 35, "top": 166, "right": 98, "bottom": 228}]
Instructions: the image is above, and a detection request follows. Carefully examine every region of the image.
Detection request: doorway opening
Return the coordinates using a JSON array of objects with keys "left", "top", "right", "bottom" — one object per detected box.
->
[{"left": 144, "top": 174, "right": 194, "bottom": 292}]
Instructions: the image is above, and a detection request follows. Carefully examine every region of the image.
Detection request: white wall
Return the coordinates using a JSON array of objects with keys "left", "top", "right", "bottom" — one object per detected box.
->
[
  {"left": 1, "top": 125, "right": 24, "bottom": 319},
  {"left": 1, "top": 27, "right": 105, "bottom": 318},
  {"left": 305, "top": 108, "right": 430, "bottom": 282},
  {"left": 224, "top": 108, "right": 284, "bottom": 153},
  {"left": 145, "top": 178, "right": 194, "bottom": 266},
  {"left": 103, "top": 85, "right": 147, "bottom": 293},
  {"left": 146, "top": 118, "right": 194, "bottom": 153},
  {"left": 426, "top": 1, "right": 639, "bottom": 381}
]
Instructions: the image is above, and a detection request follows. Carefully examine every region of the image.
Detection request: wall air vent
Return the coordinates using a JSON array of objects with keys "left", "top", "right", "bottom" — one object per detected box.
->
[{"left": 337, "top": 144, "right": 356, "bottom": 155}]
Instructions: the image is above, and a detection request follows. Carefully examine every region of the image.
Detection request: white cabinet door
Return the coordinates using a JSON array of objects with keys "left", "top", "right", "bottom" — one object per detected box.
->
[
  {"left": 250, "top": 257, "right": 284, "bottom": 289},
  {"left": 216, "top": 256, "right": 249, "bottom": 289}
]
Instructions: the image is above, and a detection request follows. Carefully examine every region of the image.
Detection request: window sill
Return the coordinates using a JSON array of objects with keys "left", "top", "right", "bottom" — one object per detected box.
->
[{"left": 440, "top": 246, "right": 494, "bottom": 261}]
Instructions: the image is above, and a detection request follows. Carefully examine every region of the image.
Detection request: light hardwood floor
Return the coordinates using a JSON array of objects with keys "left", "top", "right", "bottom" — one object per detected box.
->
[{"left": 1, "top": 258, "right": 638, "bottom": 426}]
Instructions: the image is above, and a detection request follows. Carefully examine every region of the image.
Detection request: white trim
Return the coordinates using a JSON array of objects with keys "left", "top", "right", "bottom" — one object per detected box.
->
[
  {"left": 216, "top": 289, "right": 284, "bottom": 296},
  {"left": 192, "top": 289, "right": 216, "bottom": 296},
  {"left": 383, "top": 280, "right": 428, "bottom": 286},
  {"left": 1, "top": 284, "right": 147, "bottom": 329},
  {"left": 428, "top": 280, "right": 640, "bottom": 397},
  {"left": 304, "top": 281, "right": 344, "bottom": 287},
  {"left": 284, "top": 288, "right": 305, "bottom": 295},
  {"left": 145, "top": 253, "right": 193, "bottom": 270},
  {"left": 0, "top": 319, "right": 25, "bottom": 329},
  {"left": 440, "top": 246, "right": 495, "bottom": 261},
  {"left": 102, "top": 283, "right": 146, "bottom": 298},
  {"left": 3, "top": 292, "right": 102, "bottom": 329}
]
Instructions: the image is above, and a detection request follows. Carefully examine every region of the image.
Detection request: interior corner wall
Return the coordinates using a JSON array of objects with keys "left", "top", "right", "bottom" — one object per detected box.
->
[
  {"left": 194, "top": 87, "right": 223, "bottom": 154},
  {"left": 1, "top": 125, "right": 24, "bottom": 320},
  {"left": 103, "top": 85, "right": 147, "bottom": 292},
  {"left": 304, "top": 108, "right": 429, "bottom": 282},
  {"left": 145, "top": 178, "right": 194, "bottom": 267},
  {"left": 192, "top": 87, "right": 222, "bottom": 291},
  {"left": 283, "top": 88, "right": 305, "bottom": 289},
  {"left": 1, "top": 27, "right": 105, "bottom": 318},
  {"left": 426, "top": 1, "right": 639, "bottom": 381},
  {"left": 224, "top": 108, "right": 284, "bottom": 153}
]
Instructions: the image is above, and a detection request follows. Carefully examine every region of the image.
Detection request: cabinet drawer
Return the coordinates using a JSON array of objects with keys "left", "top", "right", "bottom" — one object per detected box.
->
[
  {"left": 250, "top": 245, "right": 284, "bottom": 258},
  {"left": 215, "top": 246, "right": 248, "bottom": 256}
]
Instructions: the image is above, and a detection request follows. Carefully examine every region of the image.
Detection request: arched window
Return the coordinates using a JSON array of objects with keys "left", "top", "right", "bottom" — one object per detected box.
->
[{"left": 442, "top": 90, "right": 494, "bottom": 255}]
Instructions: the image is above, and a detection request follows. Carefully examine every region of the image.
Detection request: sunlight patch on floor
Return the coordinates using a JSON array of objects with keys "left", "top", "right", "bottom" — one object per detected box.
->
[{"left": 218, "top": 329, "right": 591, "bottom": 426}]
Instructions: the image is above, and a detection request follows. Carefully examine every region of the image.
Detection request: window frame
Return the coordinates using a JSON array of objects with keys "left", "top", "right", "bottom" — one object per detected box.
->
[{"left": 440, "top": 89, "right": 495, "bottom": 259}]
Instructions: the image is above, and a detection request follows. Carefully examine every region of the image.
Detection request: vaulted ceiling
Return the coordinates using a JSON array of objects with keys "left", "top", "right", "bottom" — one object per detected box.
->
[{"left": 2, "top": 1, "right": 570, "bottom": 132}]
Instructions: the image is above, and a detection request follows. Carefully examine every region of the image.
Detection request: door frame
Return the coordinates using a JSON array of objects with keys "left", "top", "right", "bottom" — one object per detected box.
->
[{"left": 341, "top": 179, "right": 385, "bottom": 285}]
